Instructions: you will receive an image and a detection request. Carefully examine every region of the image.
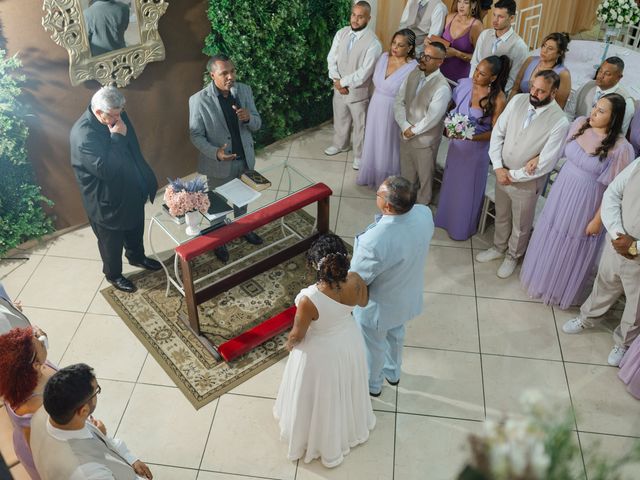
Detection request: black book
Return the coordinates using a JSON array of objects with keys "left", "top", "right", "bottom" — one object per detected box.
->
[
  {"left": 241, "top": 169, "right": 272, "bottom": 191},
  {"left": 204, "top": 191, "right": 234, "bottom": 222}
]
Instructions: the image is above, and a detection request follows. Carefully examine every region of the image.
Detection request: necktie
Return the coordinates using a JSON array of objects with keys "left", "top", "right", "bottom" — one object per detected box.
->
[
  {"left": 491, "top": 36, "right": 501, "bottom": 55},
  {"left": 592, "top": 89, "right": 603, "bottom": 107},
  {"left": 523, "top": 108, "right": 536, "bottom": 129},
  {"left": 90, "top": 426, "right": 131, "bottom": 465},
  {"left": 416, "top": 76, "right": 427, "bottom": 96},
  {"left": 417, "top": 0, "right": 428, "bottom": 18},
  {"left": 348, "top": 32, "right": 357, "bottom": 53}
]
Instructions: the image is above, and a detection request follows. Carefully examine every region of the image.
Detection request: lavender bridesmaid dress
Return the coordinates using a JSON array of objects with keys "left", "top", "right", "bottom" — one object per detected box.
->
[
  {"left": 357, "top": 53, "right": 417, "bottom": 189},
  {"left": 434, "top": 78, "right": 492, "bottom": 240},
  {"left": 440, "top": 16, "right": 477, "bottom": 82},
  {"left": 516, "top": 56, "right": 567, "bottom": 94},
  {"left": 619, "top": 337, "right": 640, "bottom": 399},
  {"left": 7, "top": 398, "right": 43, "bottom": 480},
  {"left": 520, "top": 118, "right": 634, "bottom": 309}
]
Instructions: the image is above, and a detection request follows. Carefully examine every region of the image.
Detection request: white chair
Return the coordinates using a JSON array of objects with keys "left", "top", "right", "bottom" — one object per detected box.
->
[
  {"left": 515, "top": 3, "right": 543, "bottom": 51},
  {"left": 618, "top": 22, "right": 640, "bottom": 51}
]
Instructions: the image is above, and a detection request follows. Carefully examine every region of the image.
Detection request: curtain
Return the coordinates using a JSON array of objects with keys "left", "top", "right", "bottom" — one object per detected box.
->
[{"left": 375, "top": 0, "right": 600, "bottom": 50}]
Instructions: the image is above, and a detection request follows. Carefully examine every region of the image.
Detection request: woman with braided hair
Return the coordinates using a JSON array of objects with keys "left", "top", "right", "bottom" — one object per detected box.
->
[
  {"left": 274, "top": 234, "right": 374, "bottom": 468},
  {"left": 520, "top": 93, "right": 634, "bottom": 309}
]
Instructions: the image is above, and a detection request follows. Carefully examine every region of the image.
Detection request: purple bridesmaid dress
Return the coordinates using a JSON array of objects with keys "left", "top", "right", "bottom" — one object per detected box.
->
[
  {"left": 520, "top": 118, "right": 634, "bottom": 309},
  {"left": 357, "top": 53, "right": 417, "bottom": 189},
  {"left": 440, "top": 16, "right": 477, "bottom": 83},
  {"left": 7, "top": 398, "right": 42, "bottom": 480},
  {"left": 629, "top": 100, "right": 640, "bottom": 155},
  {"left": 434, "top": 78, "right": 492, "bottom": 240},
  {"left": 619, "top": 336, "right": 640, "bottom": 399},
  {"left": 517, "top": 56, "right": 567, "bottom": 94}
]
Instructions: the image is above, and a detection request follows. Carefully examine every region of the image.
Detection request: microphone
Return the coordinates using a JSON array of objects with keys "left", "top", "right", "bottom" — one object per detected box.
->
[{"left": 230, "top": 86, "right": 241, "bottom": 108}]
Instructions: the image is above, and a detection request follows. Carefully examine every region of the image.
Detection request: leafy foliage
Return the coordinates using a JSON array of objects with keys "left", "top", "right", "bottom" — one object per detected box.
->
[
  {"left": 0, "top": 51, "right": 53, "bottom": 256},
  {"left": 204, "top": 0, "right": 352, "bottom": 146}
]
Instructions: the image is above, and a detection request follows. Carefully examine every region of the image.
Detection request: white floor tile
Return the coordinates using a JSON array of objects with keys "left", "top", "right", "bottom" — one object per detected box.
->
[
  {"left": 60, "top": 313, "right": 148, "bottom": 382},
  {"left": 17, "top": 256, "right": 103, "bottom": 312},
  {"left": 93, "top": 379, "right": 135, "bottom": 436},
  {"left": 289, "top": 128, "right": 348, "bottom": 162},
  {"left": 397, "top": 347, "right": 484, "bottom": 421},
  {"left": 21, "top": 306, "right": 84, "bottom": 365},
  {"left": 116, "top": 384, "right": 217, "bottom": 468},
  {"left": 229, "top": 357, "right": 287, "bottom": 399},
  {"left": 0, "top": 255, "right": 44, "bottom": 299},
  {"left": 579, "top": 432, "right": 640, "bottom": 480},
  {"left": 137, "top": 353, "right": 177, "bottom": 387},
  {"left": 146, "top": 464, "right": 198, "bottom": 480},
  {"left": 477, "top": 298, "right": 562, "bottom": 360},
  {"left": 395, "top": 414, "right": 482, "bottom": 480},
  {"left": 201, "top": 394, "right": 296, "bottom": 479},
  {"left": 424, "top": 245, "right": 475, "bottom": 296},
  {"left": 334, "top": 197, "right": 379, "bottom": 237},
  {"left": 46, "top": 225, "right": 101, "bottom": 261}
]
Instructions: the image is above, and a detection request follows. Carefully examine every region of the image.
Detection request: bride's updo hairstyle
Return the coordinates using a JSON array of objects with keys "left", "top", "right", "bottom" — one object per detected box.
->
[{"left": 307, "top": 233, "right": 350, "bottom": 289}]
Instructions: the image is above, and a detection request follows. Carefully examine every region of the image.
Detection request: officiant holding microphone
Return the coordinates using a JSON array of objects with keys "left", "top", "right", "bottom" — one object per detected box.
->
[{"left": 189, "top": 54, "right": 264, "bottom": 262}]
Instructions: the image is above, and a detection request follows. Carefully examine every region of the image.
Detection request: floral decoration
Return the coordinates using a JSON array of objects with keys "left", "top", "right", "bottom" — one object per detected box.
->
[
  {"left": 163, "top": 176, "right": 210, "bottom": 217},
  {"left": 596, "top": 0, "right": 640, "bottom": 29}
]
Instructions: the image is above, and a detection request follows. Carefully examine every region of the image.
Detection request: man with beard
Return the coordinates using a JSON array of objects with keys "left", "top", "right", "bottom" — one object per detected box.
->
[
  {"left": 469, "top": 0, "right": 528, "bottom": 92},
  {"left": 394, "top": 41, "right": 451, "bottom": 205},
  {"left": 475, "top": 70, "right": 570, "bottom": 278},
  {"left": 30, "top": 363, "right": 153, "bottom": 479},
  {"left": 325, "top": 1, "right": 382, "bottom": 170},
  {"left": 571, "top": 56, "right": 635, "bottom": 134}
]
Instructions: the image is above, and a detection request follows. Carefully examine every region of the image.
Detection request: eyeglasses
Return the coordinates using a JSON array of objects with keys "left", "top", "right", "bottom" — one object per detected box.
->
[
  {"left": 85, "top": 384, "right": 102, "bottom": 403},
  {"left": 419, "top": 53, "right": 445, "bottom": 62}
]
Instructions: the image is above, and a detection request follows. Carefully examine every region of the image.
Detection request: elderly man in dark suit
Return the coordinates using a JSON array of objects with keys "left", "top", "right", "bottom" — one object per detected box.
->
[
  {"left": 189, "top": 54, "right": 263, "bottom": 262},
  {"left": 70, "top": 86, "right": 160, "bottom": 293}
]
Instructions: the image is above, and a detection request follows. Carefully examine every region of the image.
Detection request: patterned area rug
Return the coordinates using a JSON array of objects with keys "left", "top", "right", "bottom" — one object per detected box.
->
[{"left": 102, "top": 211, "right": 316, "bottom": 409}]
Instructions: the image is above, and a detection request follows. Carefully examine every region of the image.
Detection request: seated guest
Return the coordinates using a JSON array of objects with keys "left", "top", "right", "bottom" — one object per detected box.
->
[
  {"left": 274, "top": 234, "right": 373, "bottom": 468},
  {"left": 521, "top": 94, "right": 634, "bottom": 309},
  {"left": 628, "top": 99, "right": 640, "bottom": 156},
  {"left": 440, "top": 0, "right": 484, "bottom": 83},
  {"left": 357, "top": 29, "right": 418, "bottom": 189},
  {"left": 435, "top": 55, "right": 510, "bottom": 240},
  {"left": 394, "top": 41, "right": 452, "bottom": 205},
  {"left": 0, "top": 327, "right": 56, "bottom": 480},
  {"left": 30, "top": 363, "right": 153, "bottom": 479},
  {"left": 568, "top": 57, "right": 635, "bottom": 134},
  {"left": 399, "top": 0, "right": 448, "bottom": 55},
  {"left": 0, "top": 281, "right": 30, "bottom": 334},
  {"left": 508, "top": 32, "right": 572, "bottom": 109},
  {"left": 562, "top": 158, "right": 640, "bottom": 367},
  {"left": 469, "top": 0, "right": 528, "bottom": 93}
]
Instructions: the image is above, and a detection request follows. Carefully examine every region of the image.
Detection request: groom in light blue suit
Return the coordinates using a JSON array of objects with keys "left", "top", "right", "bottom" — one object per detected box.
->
[{"left": 350, "top": 176, "right": 434, "bottom": 396}]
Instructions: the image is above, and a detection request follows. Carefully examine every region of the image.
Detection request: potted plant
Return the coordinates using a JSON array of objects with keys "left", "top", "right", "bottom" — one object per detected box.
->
[{"left": 163, "top": 176, "right": 210, "bottom": 235}]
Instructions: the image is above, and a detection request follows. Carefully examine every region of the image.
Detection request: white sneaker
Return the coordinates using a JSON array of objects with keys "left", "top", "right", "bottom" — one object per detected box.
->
[
  {"left": 475, "top": 247, "right": 504, "bottom": 263},
  {"left": 352, "top": 157, "right": 361, "bottom": 170},
  {"left": 324, "top": 145, "right": 347, "bottom": 156},
  {"left": 608, "top": 344, "right": 628, "bottom": 367},
  {"left": 562, "top": 317, "right": 592, "bottom": 334},
  {"left": 497, "top": 256, "right": 518, "bottom": 278}
]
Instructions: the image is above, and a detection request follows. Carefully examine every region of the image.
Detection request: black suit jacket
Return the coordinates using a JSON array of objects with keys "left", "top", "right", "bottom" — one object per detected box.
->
[{"left": 70, "top": 107, "right": 157, "bottom": 230}]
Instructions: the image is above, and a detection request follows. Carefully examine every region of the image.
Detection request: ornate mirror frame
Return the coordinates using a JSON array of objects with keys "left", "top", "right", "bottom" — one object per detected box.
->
[{"left": 42, "top": 0, "right": 169, "bottom": 87}]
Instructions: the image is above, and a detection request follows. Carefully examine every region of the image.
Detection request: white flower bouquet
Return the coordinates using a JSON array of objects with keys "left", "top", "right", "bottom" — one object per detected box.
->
[
  {"left": 596, "top": 0, "right": 640, "bottom": 29},
  {"left": 457, "top": 390, "right": 640, "bottom": 480},
  {"left": 444, "top": 112, "right": 476, "bottom": 140}
]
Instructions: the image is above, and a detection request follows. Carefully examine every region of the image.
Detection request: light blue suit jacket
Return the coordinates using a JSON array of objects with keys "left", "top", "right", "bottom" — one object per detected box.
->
[{"left": 351, "top": 204, "right": 434, "bottom": 331}]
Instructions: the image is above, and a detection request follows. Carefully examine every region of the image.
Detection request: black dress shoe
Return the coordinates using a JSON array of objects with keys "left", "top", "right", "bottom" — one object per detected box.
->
[
  {"left": 107, "top": 276, "right": 137, "bottom": 293},
  {"left": 214, "top": 245, "right": 229, "bottom": 262},
  {"left": 129, "top": 257, "right": 162, "bottom": 271},
  {"left": 243, "top": 231, "right": 264, "bottom": 245},
  {"left": 386, "top": 378, "right": 400, "bottom": 386}
]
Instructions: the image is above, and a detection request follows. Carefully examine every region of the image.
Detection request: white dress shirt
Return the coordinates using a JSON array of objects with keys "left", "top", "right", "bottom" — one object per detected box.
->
[
  {"left": 46, "top": 420, "right": 145, "bottom": 480},
  {"left": 567, "top": 83, "right": 636, "bottom": 134},
  {"left": 394, "top": 69, "right": 451, "bottom": 135},
  {"left": 489, "top": 99, "right": 570, "bottom": 181},
  {"left": 470, "top": 27, "right": 528, "bottom": 93},
  {"left": 327, "top": 28, "right": 382, "bottom": 88},
  {"left": 601, "top": 157, "right": 640, "bottom": 237},
  {"left": 399, "top": 0, "right": 448, "bottom": 37}
]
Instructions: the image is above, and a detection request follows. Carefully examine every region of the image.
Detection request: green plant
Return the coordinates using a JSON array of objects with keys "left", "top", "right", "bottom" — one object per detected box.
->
[
  {"left": 0, "top": 51, "right": 53, "bottom": 256},
  {"left": 204, "top": 0, "right": 352, "bottom": 146}
]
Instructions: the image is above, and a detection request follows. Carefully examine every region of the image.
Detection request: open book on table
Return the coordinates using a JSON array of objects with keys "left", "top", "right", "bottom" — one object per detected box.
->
[{"left": 214, "top": 178, "right": 262, "bottom": 207}]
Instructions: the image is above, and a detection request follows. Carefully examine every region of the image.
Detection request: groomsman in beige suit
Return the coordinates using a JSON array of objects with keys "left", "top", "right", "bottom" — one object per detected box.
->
[
  {"left": 569, "top": 57, "right": 635, "bottom": 134},
  {"left": 476, "top": 70, "right": 569, "bottom": 278},
  {"left": 562, "top": 158, "right": 640, "bottom": 366},
  {"left": 399, "top": 0, "right": 447, "bottom": 55},
  {"left": 325, "top": 1, "right": 382, "bottom": 170},
  {"left": 469, "top": 0, "right": 528, "bottom": 93},
  {"left": 394, "top": 42, "right": 451, "bottom": 206}
]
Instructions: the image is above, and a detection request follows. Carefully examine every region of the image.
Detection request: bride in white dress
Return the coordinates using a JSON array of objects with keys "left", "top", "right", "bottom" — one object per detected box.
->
[{"left": 273, "top": 234, "right": 376, "bottom": 468}]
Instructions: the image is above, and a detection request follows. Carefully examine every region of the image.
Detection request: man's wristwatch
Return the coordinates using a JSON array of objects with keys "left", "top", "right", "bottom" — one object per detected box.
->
[{"left": 629, "top": 241, "right": 638, "bottom": 256}]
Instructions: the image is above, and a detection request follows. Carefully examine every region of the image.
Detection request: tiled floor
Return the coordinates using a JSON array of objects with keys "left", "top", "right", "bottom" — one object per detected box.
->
[{"left": 2, "top": 123, "right": 640, "bottom": 479}]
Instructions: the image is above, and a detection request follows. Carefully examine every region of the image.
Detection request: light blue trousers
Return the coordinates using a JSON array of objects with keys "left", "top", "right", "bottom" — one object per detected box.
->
[{"left": 358, "top": 323, "right": 406, "bottom": 394}]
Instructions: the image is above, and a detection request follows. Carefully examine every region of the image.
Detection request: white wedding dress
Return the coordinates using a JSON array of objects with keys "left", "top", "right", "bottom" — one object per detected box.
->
[{"left": 273, "top": 284, "right": 376, "bottom": 468}]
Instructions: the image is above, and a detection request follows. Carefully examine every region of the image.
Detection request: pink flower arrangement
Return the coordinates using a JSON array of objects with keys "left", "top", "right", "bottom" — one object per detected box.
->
[{"left": 163, "top": 176, "right": 210, "bottom": 217}]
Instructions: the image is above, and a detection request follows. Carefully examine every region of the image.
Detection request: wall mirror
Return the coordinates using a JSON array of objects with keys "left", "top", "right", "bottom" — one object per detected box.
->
[{"left": 42, "top": 0, "right": 169, "bottom": 87}]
